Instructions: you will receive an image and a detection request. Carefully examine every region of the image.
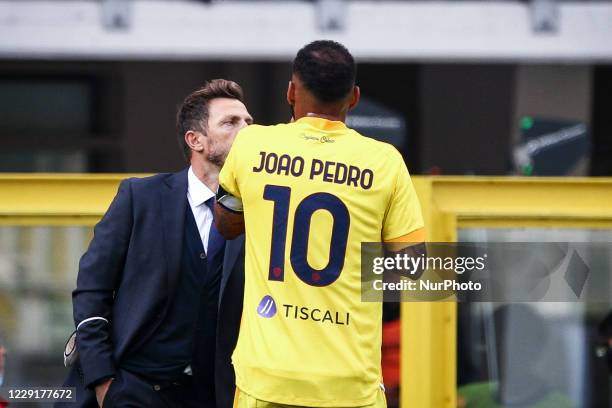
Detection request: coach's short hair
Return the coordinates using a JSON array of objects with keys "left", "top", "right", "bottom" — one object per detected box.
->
[
  {"left": 176, "top": 79, "right": 244, "bottom": 161},
  {"left": 292, "top": 40, "right": 356, "bottom": 104}
]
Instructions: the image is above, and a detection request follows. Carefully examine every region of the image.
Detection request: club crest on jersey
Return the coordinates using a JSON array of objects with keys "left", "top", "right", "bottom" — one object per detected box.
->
[{"left": 257, "top": 295, "right": 277, "bottom": 318}]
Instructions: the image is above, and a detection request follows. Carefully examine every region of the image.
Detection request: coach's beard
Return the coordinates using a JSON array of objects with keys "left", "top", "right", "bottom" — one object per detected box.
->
[{"left": 208, "top": 150, "right": 227, "bottom": 169}]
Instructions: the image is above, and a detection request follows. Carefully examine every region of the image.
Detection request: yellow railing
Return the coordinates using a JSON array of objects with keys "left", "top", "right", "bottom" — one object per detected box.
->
[
  {"left": 0, "top": 174, "right": 145, "bottom": 225},
  {"left": 1, "top": 174, "right": 611, "bottom": 407},
  {"left": 402, "top": 176, "right": 612, "bottom": 408}
]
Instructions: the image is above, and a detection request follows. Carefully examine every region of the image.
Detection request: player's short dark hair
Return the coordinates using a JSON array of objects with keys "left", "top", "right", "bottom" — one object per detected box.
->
[
  {"left": 176, "top": 79, "right": 244, "bottom": 161},
  {"left": 292, "top": 40, "right": 356, "bottom": 103}
]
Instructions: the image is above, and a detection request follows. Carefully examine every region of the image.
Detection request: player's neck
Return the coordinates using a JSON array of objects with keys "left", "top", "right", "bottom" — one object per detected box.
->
[
  {"left": 303, "top": 112, "right": 345, "bottom": 122},
  {"left": 294, "top": 105, "right": 348, "bottom": 123}
]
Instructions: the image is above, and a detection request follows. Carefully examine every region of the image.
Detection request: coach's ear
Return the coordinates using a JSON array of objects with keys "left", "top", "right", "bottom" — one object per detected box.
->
[
  {"left": 348, "top": 85, "right": 360, "bottom": 111},
  {"left": 287, "top": 80, "right": 296, "bottom": 106},
  {"left": 185, "top": 130, "right": 204, "bottom": 154}
]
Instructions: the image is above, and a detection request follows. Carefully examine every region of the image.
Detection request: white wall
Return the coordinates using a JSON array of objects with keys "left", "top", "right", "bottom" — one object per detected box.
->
[{"left": 1, "top": 0, "right": 611, "bottom": 62}]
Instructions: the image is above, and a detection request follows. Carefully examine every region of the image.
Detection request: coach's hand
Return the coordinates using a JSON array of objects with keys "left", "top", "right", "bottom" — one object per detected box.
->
[{"left": 95, "top": 378, "right": 114, "bottom": 408}]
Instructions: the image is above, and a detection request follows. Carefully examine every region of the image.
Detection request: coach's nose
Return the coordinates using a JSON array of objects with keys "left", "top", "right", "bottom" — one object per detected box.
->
[{"left": 238, "top": 117, "right": 252, "bottom": 129}]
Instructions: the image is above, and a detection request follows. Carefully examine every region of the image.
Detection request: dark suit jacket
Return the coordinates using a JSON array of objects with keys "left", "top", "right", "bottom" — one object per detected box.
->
[
  {"left": 214, "top": 235, "right": 245, "bottom": 408},
  {"left": 58, "top": 169, "right": 245, "bottom": 408}
]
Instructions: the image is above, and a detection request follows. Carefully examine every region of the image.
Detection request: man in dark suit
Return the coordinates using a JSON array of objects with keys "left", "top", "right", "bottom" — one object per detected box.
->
[{"left": 58, "top": 79, "right": 252, "bottom": 408}]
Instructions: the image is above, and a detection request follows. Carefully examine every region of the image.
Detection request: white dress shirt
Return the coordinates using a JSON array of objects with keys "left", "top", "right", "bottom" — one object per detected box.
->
[{"left": 187, "top": 166, "right": 216, "bottom": 253}]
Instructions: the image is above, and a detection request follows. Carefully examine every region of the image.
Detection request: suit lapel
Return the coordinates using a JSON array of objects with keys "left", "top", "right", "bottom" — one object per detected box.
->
[
  {"left": 161, "top": 168, "right": 188, "bottom": 300},
  {"left": 219, "top": 234, "right": 245, "bottom": 306}
]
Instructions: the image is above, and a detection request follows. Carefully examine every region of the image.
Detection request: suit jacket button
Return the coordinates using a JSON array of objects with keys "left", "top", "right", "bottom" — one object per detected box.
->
[
  {"left": 153, "top": 384, "right": 161, "bottom": 391},
  {"left": 200, "top": 252, "right": 206, "bottom": 259}
]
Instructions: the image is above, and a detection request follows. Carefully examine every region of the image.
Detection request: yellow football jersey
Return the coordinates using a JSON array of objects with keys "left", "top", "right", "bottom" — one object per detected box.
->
[{"left": 219, "top": 116, "right": 424, "bottom": 407}]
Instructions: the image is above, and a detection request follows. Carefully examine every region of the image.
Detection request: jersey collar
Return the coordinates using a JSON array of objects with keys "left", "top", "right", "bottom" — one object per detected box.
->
[{"left": 296, "top": 116, "right": 347, "bottom": 131}]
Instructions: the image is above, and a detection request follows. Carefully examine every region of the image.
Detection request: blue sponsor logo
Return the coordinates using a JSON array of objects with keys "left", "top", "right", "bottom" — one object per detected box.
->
[{"left": 257, "top": 295, "right": 277, "bottom": 318}]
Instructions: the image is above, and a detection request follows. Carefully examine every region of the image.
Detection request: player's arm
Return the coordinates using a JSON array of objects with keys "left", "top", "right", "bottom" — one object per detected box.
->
[
  {"left": 384, "top": 232, "right": 427, "bottom": 280},
  {"left": 382, "top": 150, "right": 426, "bottom": 279},
  {"left": 215, "top": 186, "right": 244, "bottom": 240}
]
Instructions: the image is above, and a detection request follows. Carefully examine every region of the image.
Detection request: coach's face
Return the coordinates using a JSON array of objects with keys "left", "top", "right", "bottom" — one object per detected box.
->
[{"left": 202, "top": 97, "right": 252, "bottom": 167}]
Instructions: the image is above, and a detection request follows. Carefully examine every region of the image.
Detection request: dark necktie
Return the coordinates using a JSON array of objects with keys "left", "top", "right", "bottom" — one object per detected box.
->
[{"left": 204, "top": 197, "right": 225, "bottom": 259}]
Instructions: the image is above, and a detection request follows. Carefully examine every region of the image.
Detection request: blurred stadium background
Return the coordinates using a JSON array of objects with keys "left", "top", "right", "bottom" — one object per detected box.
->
[{"left": 0, "top": 0, "right": 611, "bottom": 407}]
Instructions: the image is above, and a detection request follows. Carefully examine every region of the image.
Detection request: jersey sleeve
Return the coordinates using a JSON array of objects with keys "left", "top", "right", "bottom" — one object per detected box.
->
[
  {"left": 218, "top": 131, "right": 244, "bottom": 199},
  {"left": 382, "top": 152, "right": 425, "bottom": 242}
]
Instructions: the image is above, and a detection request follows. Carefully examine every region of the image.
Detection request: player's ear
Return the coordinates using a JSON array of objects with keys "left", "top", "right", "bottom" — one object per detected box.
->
[
  {"left": 348, "top": 85, "right": 360, "bottom": 111},
  {"left": 185, "top": 130, "right": 204, "bottom": 154},
  {"left": 287, "top": 80, "right": 296, "bottom": 106}
]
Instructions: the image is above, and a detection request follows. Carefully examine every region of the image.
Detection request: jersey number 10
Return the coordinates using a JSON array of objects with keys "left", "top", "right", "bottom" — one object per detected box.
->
[{"left": 263, "top": 184, "right": 350, "bottom": 287}]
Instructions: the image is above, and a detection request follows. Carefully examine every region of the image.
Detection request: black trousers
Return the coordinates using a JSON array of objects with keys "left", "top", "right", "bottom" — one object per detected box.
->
[
  {"left": 102, "top": 369, "right": 200, "bottom": 408},
  {"left": 57, "top": 364, "right": 214, "bottom": 408}
]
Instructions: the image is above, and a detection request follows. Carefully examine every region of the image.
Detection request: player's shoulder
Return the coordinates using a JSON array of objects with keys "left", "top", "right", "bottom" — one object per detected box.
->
[
  {"left": 348, "top": 128, "right": 404, "bottom": 163},
  {"left": 238, "top": 122, "right": 292, "bottom": 135},
  {"left": 235, "top": 123, "right": 291, "bottom": 142},
  {"left": 237, "top": 123, "right": 267, "bottom": 136}
]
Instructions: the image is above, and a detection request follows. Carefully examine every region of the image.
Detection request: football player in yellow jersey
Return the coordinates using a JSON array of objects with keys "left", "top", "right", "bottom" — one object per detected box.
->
[{"left": 215, "top": 40, "right": 425, "bottom": 408}]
